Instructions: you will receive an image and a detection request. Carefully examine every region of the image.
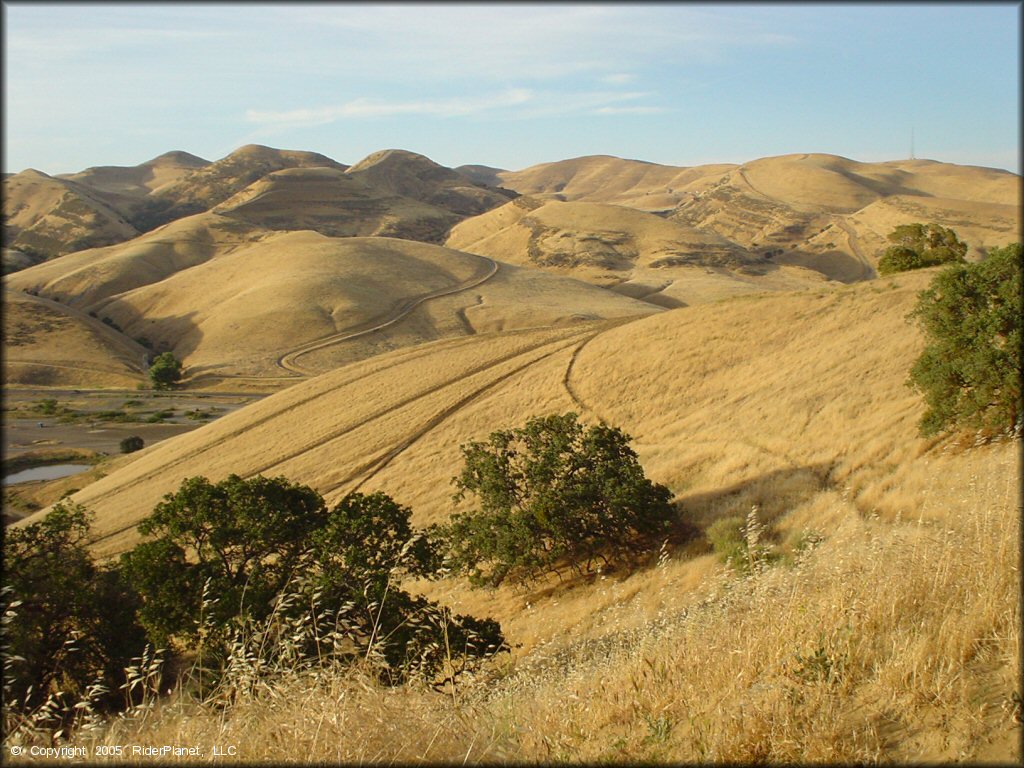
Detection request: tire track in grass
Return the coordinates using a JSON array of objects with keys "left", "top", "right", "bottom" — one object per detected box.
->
[
  {"left": 85, "top": 325, "right": 593, "bottom": 548},
  {"left": 330, "top": 337, "right": 591, "bottom": 497},
  {"left": 561, "top": 316, "right": 641, "bottom": 425},
  {"left": 249, "top": 326, "right": 599, "bottom": 484}
]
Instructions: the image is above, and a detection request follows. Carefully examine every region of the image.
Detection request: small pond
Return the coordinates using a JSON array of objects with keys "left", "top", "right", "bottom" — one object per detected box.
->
[{"left": 3, "top": 463, "right": 92, "bottom": 485}]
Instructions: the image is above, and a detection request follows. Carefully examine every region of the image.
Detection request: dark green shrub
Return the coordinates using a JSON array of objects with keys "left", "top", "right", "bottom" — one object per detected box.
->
[
  {"left": 119, "top": 436, "right": 144, "bottom": 453},
  {"left": 877, "top": 223, "right": 968, "bottom": 275},
  {"left": 121, "top": 476, "right": 505, "bottom": 684},
  {"left": 440, "top": 412, "right": 677, "bottom": 587},
  {"left": 907, "top": 243, "right": 1022, "bottom": 437},
  {"left": 2, "top": 502, "right": 148, "bottom": 714}
]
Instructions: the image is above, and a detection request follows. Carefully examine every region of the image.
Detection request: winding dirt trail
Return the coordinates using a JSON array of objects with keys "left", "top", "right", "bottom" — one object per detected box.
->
[{"left": 276, "top": 256, "right": 500, "bottom": 376}]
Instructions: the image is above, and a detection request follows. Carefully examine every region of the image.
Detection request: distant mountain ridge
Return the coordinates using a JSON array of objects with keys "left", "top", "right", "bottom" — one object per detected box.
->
[{"left": 3, "top": 145, "right": 520, "bottom": 261}]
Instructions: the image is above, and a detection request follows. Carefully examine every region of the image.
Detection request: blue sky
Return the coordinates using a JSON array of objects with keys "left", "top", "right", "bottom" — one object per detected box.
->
[{"left": 3, "top": 2, "right": 1020, "bottom": 175}]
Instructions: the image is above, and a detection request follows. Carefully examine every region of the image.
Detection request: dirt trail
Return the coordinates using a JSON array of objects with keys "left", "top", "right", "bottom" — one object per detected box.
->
[
  {"left": 276, "top": 256, "right": 500, "bottom": 376},
  {"left": 562, "top": 316, "right": 638, "bottom": 425},
  {"left": 833, "top": 218, "right": 875, "bottom": 280}
]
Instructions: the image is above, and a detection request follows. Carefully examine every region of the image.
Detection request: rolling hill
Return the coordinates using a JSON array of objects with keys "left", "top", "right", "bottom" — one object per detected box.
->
[
  {"left": 4, "top": 215, "right": 659, "bottom": 385},
  {"left": 57, "top": 150, "right": 211, "bottom": 200},
  {"left": 346, "top": 149, "right": 516, "bottom": 216},
  {"left": 492, "top": 153, "right": 1020, "bottom": 283},
  {"left": 445, "top": 195, "right": 828, "bottom": 304},
  {"left": 212, "top": 166, "right": 464, "bottom": 243},
  {"left": 2, "top": 169, "right": 140, "bottom": 259}
]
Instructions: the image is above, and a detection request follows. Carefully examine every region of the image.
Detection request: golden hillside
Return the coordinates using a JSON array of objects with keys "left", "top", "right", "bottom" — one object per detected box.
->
[
  {"left": 2, "top": 289, "right": 147, "bottom": 388},
  {"left": 2, "top": 169, "right": 139, "bottom": 259},
  {"left": 498, "top": 154, "right": 734, "bottom": 211},
  {"left": 11, "top": 265, "right": 1019, "bottom": 762},
  {"left": 3, "top": 218, "right": 658, "bottom": 385},
  {"left": 495, "top": 153, "right": 1020, "bottom": 284},
  {"left": 57, "top": 150, "right": 210, "bottom": 200}
]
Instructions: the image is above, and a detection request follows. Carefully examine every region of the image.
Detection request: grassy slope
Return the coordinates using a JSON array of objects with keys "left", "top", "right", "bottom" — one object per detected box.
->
[
  {"left": 39, "top": 265, "right": 1019, "bottom": 762},
  {"left": 4, "top": 220, "right": 658, "bottom": 383},
  {"left": 2, "top": 289, "right": 146, "bottom": 388}
]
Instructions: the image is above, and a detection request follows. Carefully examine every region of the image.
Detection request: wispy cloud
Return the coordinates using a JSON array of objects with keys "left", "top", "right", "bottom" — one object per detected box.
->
[
  {"left": 246, "top": 89, "right": 663, "bottom": 128},
  {"left": 246, "top": 89, "right": 534, "bottom": 127}
]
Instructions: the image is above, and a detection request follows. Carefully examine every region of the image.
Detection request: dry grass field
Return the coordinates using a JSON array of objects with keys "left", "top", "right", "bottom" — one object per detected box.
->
[
  {"left": 11, "top": 264, "right": 1018, "bottom": 763},
  {"left": 3, "top": 147, "right": 1019, "bottom": 763}
]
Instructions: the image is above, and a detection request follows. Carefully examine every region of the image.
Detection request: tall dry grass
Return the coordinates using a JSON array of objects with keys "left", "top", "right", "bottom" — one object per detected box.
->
[{"left": 11, "top": 442, "right": 1016, "bottom": 763}]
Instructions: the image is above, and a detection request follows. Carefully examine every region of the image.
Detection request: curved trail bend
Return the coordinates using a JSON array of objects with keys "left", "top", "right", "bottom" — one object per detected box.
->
[{"left": 276, "top": 256, "right": 499, "bottom": 376}]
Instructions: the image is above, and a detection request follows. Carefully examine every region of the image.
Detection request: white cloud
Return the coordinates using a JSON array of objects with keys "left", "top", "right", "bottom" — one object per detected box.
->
[
  {"left": 246, "top": 88, "right": 663, "bottom": 128},
  {"left": 246, "top": 89, "right": 535, "bottom": 127},
  {"left": 601, "top": 73, "right": 637, "bottom": 85}
]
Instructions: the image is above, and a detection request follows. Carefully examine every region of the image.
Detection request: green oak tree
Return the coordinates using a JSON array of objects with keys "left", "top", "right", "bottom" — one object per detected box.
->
[
  {"left": 147, "top": 352, "right": 182, "bottom": 390},
  {"left": 439, "top": 413, "right": 677, "bottom": 587},
  {"left": 877, "top": 223, "right": 968, "bottom": 275},
  {"left": 907, "top": 243, "right": 1021, "bottom": 437}
]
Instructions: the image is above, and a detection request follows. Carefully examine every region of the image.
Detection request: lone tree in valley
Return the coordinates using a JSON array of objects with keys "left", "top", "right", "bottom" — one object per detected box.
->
[
  {"left": 438, "top": 412, "right": 677, "bottom": 587},
  {"left": 877, "top": 223, "right": 968, "bottom": 275},
  {"left": 907, "top": 242, "right": 1021, "bottom": 437},
  {"left": 147, "top": 352, "right": 182, "bottom": 390}
]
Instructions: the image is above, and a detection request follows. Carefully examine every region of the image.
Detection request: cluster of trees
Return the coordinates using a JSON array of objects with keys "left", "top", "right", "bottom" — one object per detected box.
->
[
  {"left": 4, "top": 413, "right": 679, "bottom": 725},
  {"left": 872, "top": 223, "right": 1019, "bottom": 438},
  {"left": 877, "top": 223, "right": 968, "bottom": 275}
]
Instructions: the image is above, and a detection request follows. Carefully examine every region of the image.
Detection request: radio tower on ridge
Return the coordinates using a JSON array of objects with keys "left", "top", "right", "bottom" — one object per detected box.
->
[{"left": 910, "top": 126, "right": 915, "bottom": 160}]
